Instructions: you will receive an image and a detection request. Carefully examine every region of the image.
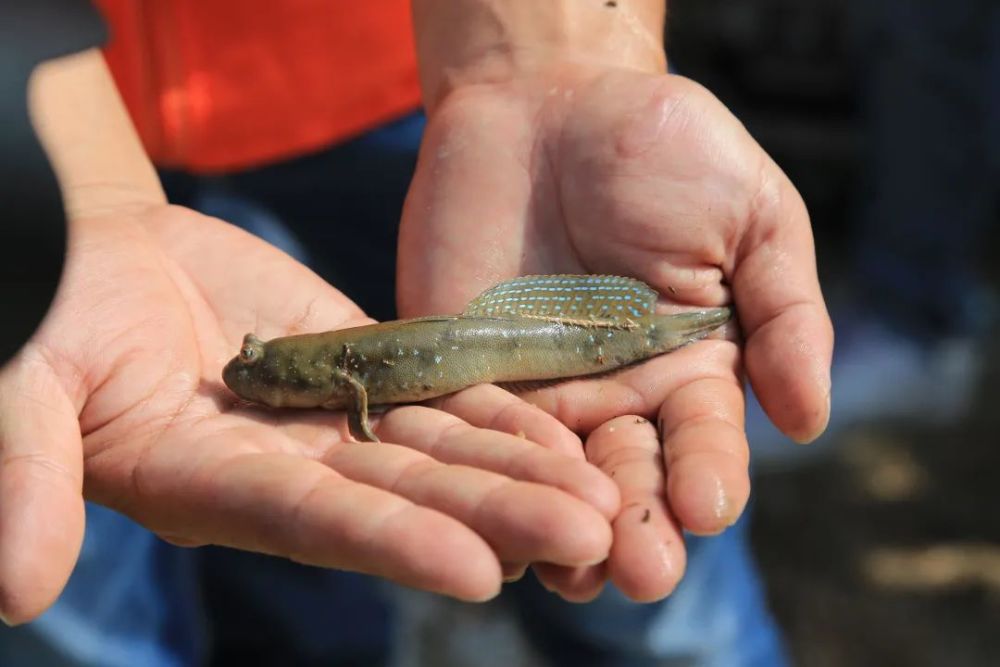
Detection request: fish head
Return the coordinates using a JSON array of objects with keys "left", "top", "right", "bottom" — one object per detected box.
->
[
  {"left": 223, "top": 333, "right": 345, "bottom": 409},
  {"left": 223, "top": 333, "right": 280, "bottom": 405}
]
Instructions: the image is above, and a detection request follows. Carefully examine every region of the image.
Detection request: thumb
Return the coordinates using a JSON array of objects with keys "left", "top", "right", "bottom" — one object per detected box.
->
[
  {"left": 397, "top": 91, "right": 541, "bottom": 317},
  {"left": 0, "top": 346, "right": 85, "bottom": 625}
]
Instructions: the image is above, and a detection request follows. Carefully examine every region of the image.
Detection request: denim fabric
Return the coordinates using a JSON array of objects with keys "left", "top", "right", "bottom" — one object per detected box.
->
[
  {"left": 0, "top": 504, "right": 203, "bottom": 667},
  {"left": 196, "top": 548, "right": 393, "bottom": 667},
  {"left": 1, "top": 111, "right": 786, "bottom": 666},
  {"left": 509, "top": 514, "right": 788, "bottom": 667}
]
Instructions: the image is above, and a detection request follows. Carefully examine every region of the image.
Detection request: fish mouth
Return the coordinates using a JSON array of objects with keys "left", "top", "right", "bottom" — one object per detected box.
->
[{"left": 222, "top": 357, "right": 251, "bottom": 399}]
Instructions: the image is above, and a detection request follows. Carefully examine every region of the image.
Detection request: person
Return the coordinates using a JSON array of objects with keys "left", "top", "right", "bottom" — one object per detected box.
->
[{"left": 0, "top": 2, "right": 834, "bottom": 666}]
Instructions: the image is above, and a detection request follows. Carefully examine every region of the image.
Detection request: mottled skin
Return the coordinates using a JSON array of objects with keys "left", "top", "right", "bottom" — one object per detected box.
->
[{"left": 223, "top": 308, "right": 731, "bottom": 442}]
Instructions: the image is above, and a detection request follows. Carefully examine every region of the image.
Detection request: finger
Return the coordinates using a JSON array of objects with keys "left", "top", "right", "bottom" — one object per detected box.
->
[
  {"left": 519, "top": 335, "right": 729, "bottom": 435},
  {"left": 658, "top": 352, "right": 751, "bottom": 536},
  {"left": 532, "top": 562, "right": 608, "bottom": 603},
  {"left": 323, "top": 440, "right": 611, "bottom": 567},
  {"left": 430, "top": 383, "right": 585, "bottom": 459},
  {"left": 555, "top": 73, "right": 832, "bottom": 441},
  {"left": 377, "top": 405, "right": 620, "bottom": 521},
  {"left": 398, "top": 90, "right": 553, "bottom": 318},
  {"left": 86, "top": 423, "right": 503, "bottom": 602},
  {"left": 733, "top": 163, "right": 833, "bottom": 442},
  {"left": 0, "top": 350, "right": 85, "bottom": 624},
  {"left": 587, "top": 416, "right": 686, "bottom": 602}
]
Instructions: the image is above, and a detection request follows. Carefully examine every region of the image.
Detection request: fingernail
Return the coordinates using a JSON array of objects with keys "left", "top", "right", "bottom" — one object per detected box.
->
[
  {"left": 797, "top": 386, "right": 832, "bottom": 445},
  {"left": 699, "top": 477, "right": 733, "bottom": 534},
  {"left": 817, "top": 390, "right": 832, "bottom": 437},
  {"left": 503, "top": 566, "right": 528, "bottom": 583},
  {"left": 710, "top": 475, "right": 734, "bottom": 522},
  {"left": 679, "top": 467, "right": 743, "bottom": 535},
  {"left": 818, "top": 370, "right": 832, "bottom": 430},
  {"left": 724, "top": 489, "right": 750, "bottom": 528}
]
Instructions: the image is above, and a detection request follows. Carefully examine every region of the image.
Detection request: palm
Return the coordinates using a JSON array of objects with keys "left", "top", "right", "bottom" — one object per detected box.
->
[
  {"left": 399, "top": 68, "right": 832, "bottom": 600},
  {"left": 0, "top": 204, "right": 620, "bottom": 624}
]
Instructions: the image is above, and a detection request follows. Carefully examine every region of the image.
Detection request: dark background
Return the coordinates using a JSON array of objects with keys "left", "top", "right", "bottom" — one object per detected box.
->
[{"left": 665, "top": 1, "right": 999, "bottom": 665}]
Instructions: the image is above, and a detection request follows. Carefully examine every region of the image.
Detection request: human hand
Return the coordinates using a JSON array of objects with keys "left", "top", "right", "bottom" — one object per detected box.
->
[
  {"left": 0, "top": 203, "right": 621, "bottom": 624},
  {"left": 398, "top": 66, "right": 832, "bottom": 601}
]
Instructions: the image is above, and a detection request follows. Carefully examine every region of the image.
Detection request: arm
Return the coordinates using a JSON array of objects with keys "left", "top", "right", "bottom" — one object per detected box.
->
[
  {"left": 29, "top": 48, "right": 164, "bottom": 218},
  {"left": 412, "top": 0, "right": 666, "bottom": 112}
]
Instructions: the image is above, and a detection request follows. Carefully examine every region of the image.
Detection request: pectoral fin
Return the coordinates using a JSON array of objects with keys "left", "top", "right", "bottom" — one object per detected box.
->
[{"left": 332, "top": 369, "right": 380, "bottom": 443}]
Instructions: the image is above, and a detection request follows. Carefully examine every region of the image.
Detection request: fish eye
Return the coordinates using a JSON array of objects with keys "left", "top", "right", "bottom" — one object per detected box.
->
[{"left": 239, "top": 344, "right": 260, "bottom": 364}]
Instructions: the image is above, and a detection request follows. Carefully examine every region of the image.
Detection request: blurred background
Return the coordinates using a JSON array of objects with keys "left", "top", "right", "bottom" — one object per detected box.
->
[
  {"left": 2, "top": 1, "right": 997, "bottom": 666},
  {"left": 672, "top": 1, "right": 1000, "bottom": 665}
]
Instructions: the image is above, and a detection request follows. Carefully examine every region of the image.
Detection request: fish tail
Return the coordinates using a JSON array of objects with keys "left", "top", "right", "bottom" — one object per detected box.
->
[{"left": 649, "top": 307, "right": 732, "bottom": 352}]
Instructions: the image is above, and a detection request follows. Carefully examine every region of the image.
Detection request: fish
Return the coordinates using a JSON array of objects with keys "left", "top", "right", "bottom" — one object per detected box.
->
[{"left": 222, "top": 275, "right": 731, "bottom": 442}]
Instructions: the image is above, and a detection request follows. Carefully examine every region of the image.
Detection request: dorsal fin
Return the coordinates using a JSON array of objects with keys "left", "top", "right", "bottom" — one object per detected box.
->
[{"left": 463, "top": 274, "right": 658, "bottom": 322}]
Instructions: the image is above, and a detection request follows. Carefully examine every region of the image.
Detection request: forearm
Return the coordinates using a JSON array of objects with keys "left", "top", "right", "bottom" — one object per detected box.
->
[
  {"left": 28, "top": 49, "right": 164, "bottom": 219},
  {"left": 412, "top": 0, "right": 666, "bottom": 111}
]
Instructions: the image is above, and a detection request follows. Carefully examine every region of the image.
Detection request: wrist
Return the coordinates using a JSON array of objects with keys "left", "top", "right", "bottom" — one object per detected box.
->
[{"left": 413, "top": 0, "right": 666, "bottom": 113}]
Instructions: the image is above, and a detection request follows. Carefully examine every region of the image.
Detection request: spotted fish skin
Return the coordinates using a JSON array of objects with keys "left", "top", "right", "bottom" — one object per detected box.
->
[{"left": 222, "top": 275, "right": 731, "bottom": 440}]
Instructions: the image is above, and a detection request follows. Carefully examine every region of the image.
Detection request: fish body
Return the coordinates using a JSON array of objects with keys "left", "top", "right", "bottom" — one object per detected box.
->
[{"left": 223, "top": 275, "right": 731, "bottom": 441}]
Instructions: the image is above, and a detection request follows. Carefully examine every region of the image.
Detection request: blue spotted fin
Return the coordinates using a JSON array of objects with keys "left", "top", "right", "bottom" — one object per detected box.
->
[{"left": 463, "top": 274, "right": 658, "bottom": 323}]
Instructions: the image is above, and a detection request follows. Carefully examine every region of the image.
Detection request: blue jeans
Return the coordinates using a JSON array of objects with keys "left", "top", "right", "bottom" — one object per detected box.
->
[
  {"left": 0, "top": 113, "right": 787, "bottom": 667},
  {"left": 509, "top": 514, "right": 787, "bottom": 667}
]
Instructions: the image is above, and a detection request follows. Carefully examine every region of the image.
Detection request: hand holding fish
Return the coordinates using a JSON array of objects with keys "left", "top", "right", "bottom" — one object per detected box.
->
[
  {"left": 398, "top": 67, "right": 834, "bottom": 602},
  {"left": 0, "top": 205, "right": 621, "bottom": 624}
]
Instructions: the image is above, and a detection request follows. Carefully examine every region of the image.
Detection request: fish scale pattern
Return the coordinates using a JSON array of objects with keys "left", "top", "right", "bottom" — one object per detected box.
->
[{"left": 462, "top": 274, "right": 657, "bottom": 321}]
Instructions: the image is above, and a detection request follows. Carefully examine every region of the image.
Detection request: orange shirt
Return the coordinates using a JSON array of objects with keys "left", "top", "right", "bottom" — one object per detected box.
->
[{"left": 94, "top": 1, "right": 422, "bottom": 172}]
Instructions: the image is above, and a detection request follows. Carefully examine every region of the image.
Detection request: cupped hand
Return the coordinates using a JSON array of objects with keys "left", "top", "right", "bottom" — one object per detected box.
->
[
  {"left": 398, "top": 67, "right": 833, "bottom": 602},
  {"left": 0, "top": 203, "right": 620, "bottom": 624}
]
